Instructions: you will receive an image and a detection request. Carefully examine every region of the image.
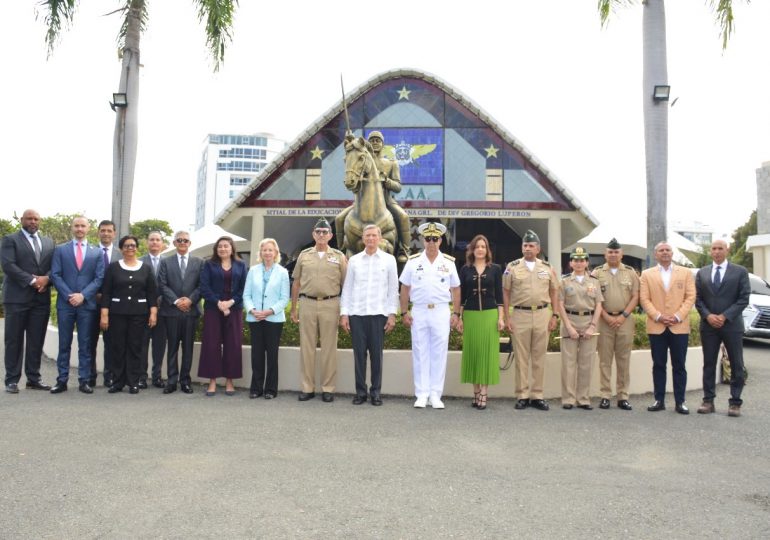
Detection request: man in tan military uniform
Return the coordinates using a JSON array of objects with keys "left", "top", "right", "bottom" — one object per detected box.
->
[
  {"left": 290, "top": 218, "right": 348, "bottom": 402},
  {"left": 502, "top": 230, "right": 560, "bottom": 411},
  {"left": 591, "top": 238, "right": 639, "bottom": 410},
  {"left": 559, "top": 247, "right": 603, "bottom": 409}
]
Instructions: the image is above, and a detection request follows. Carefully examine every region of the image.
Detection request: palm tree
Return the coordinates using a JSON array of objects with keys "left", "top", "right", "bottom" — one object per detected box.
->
[
  {"left": 598, "top": 0, "right": 742, "bottom": 267},
  {"left": 38, "top": 0, "right": 239, "bottom": 236}
]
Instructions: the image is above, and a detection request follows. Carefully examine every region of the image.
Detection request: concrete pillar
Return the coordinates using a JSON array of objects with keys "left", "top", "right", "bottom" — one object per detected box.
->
[
  {"left": 757, "top": 162, "right": 770, "bottom": 234},
  {"left": 547, "top": 216, "right": 562, "bottom": 276},
  {"left": 249, "top": 212, "right": 265, "bottom": 266}
]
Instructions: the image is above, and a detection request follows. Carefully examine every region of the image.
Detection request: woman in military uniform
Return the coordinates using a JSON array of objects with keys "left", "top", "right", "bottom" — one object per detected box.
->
[{"left": 558, "top": 247, "right": 603, "bottom": 409}]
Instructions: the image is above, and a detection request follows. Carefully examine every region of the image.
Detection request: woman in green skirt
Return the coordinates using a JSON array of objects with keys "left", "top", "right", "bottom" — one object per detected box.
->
[{"left": 456, "top": 235, "right": 505, "bottom": 410}]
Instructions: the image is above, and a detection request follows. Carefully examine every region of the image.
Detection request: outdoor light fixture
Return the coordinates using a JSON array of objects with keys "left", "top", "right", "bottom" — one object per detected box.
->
[
  {"left": 652, "top": 85, "right": 671, "bottom": 102},
  {"left": 110, "top": 92, "right": 128, "bottom": 111}
]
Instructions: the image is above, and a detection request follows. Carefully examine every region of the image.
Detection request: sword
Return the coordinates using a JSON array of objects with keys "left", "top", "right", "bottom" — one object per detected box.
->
[{"left": 340, "top": 73, "right": 351, "bottom": 134}]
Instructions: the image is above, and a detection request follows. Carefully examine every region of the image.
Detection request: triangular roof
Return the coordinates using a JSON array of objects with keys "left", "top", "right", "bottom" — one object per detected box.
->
[{"left": 216, "top": 68, "right": 597, "bottom": 229}]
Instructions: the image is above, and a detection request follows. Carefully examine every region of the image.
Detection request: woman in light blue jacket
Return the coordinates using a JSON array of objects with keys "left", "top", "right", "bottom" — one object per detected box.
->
[{"left": 244, "top": 238, "right": 290, "bottom": 399}]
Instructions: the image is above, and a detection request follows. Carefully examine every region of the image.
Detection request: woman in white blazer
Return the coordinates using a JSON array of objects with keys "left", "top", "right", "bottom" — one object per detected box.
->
[{"left": 243, "top": 238, "right": 290, "bottom": 399}]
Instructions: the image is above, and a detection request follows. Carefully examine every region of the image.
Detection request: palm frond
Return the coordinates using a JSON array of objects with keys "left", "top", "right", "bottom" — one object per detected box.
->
[
  {"left": 36, "top": 0, "right": 78, "bottom": 57},
  {"left": 194, "top": 0, "right": 239, "bottom": 72},
  {"left": 708, "top": 0, "right": 746, "bottom": 50},
  {"left": 115, "top": 0, "right": 149, "bottom": 50},
  {"left": 598, "top": 0, "right": 638, "bottom": 28}
]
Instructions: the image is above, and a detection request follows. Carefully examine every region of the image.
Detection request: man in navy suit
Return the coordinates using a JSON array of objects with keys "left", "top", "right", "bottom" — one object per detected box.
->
[
  {"left": 88, "top": 219, "right": 121, "bottom": 386},
  {"left": 50, "top": 217, "right": 105, "bottom": 394},
  {"left": 139, "top": 231, "right": 167, "bottom": 388},
  {"left": 695, "top": 239, "right": 751, "bottom": 417},
  {"left": 157, "top": 230, "right": 202, "bottom": 394},
  {"left": 2, "top": 209, "right": 55, "bottom": 393}
]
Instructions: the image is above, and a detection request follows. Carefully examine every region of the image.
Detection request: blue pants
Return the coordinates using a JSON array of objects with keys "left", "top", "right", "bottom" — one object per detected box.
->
[
  {"left": 56, "top": 304, "right": 97, "bottom": 384},
  {"left": 649, "top": 329, "right": 689, "bottom": 403}
]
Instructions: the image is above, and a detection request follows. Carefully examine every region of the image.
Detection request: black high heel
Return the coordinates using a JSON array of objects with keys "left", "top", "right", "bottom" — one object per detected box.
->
[
  {"left": 477, "top": 393, "right": 488, "bottom": 410},
  {"left": 472, "top": 391, "right": 480, "bottom": 408}
]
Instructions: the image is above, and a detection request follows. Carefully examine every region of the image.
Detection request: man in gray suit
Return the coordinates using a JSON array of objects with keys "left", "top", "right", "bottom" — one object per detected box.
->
[
  {"left": 2, "top": 209, "right": 55, "bottom": 393},
  {"left": 695, "top": 239, "right": 751, "bottom": 417},
  {"left": 139, "top": 231, "right": 167, "bottom": 388},
  {"left": 88, "top": 219, "right": 122, "bottom": 386},
  {"left": 157, "top": 230, "right": 202, "bottom": 395}
]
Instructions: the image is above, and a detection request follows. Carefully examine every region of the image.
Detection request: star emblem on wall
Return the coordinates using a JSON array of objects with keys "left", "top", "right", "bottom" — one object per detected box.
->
[
  {"left": 310, "top": 145, "right": 325, "bottom": 160},
  {"left": 397, "top": 85, "right": 411, "bottom": 100},
  {"left": 484, "top": 144, "right": 499, "bottom": 159}
]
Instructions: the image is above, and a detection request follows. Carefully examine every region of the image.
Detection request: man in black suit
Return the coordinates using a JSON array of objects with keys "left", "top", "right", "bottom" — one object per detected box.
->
[
  {"left": 157, "top": 230, "right": 202, "bottom": 395},
  {"left": 139, "top": 231, "right": 167, "bottom": 388},
  {"left": 2, "top": 209, "right": 54, "bottom": 393},
  {"left": 695, "top": 239, "right": 750, "bottom": 417},
  {"left": 88, "top": 219, "right": 121, "bottom": 386}
]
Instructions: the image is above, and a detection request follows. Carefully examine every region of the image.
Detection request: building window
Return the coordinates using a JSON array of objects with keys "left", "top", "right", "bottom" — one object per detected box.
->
[
  {"left": 210, "top": 134, "right": 268, "bottom": 147},
  {"left": 230, "top": 176, "right": 251, "bottom": 186},
  {"left": 217, "top": 161, "right": 262, "bottom": 172},
  {"left": 218, "top": 148, "right": 267, "bottom": 160}
]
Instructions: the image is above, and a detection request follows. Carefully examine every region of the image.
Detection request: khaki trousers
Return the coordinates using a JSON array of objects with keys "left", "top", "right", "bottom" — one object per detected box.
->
[
  {"left": 597, "top": 318, "right": 634, "bottom": 400},
  {"left": 299, "top": 297, "right": 340, "bottom": 393},
  {"left": 512, "top": 308, "right": 550, "bottom": 400},
  {"left": 560, "top": 334, "right": 597, "bottom": 406}
]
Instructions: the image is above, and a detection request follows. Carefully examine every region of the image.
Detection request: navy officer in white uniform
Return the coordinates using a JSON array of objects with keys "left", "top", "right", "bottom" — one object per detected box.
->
[{"left": 399, "top": 222, "right": 461, "bottom": 409}]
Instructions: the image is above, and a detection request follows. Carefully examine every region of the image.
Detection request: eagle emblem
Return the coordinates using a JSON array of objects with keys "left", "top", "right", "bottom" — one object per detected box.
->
[{"left": 384, "top": 141, "right": 437, "bottom": 167}]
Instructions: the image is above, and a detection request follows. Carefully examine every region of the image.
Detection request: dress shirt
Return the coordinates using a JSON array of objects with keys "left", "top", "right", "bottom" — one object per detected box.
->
[
  {"left": 72, "top": 239, "right": 87, "bottom": 258},
  {"left": 340, "top": 248, "right": 399, "bottom": 317},
  {"left": 711, "top": 261, "right": 728, "bottom": 282},
  {"left": 658, "top": 264, "right": 673, "bottom": 291}
]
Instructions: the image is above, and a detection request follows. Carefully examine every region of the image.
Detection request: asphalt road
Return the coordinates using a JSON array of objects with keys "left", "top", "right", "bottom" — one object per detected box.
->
[{"left": 1, "top": 328, "right": 769, "bottom": 538}]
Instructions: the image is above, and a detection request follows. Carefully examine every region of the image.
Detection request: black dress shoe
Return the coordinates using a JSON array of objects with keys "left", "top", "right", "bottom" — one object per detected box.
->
[
  {"left": 26, "top": 380, "right": 51, "bottom": 391},
  {"left": 249, "top": 391, "right": 260, "bottom": 399},
  {"left": 514, "top": 399, "right": 529, "bottom": 410},
  {"left": 530, "top": 399, "right": 550, "bottom": 411},
  {"left": 87, "top": 379, "right": 97, "bottom": 387},
  {"left": 137, "top": 380, "right": 148, "bottom": 390},
  {"left": 107, "top": 385, "right": 123, "bottom": 393},
  {"left": 264, "top": 392, "right": 276, "bottom": 400},
  {"left": 577, "top": 404, "right": 594, "bottom": 410},
  {"left": 50, "top": 382, "right": 68, "bottom": 394},
  {"left": 617, "top": 400, "right": 633, "bottom": 411},
  {"left": 128, "top": 386, "right": 139, "bottom": 394},
  {"left": 352, "top": 394, "right": 367, "bottom": 405},
  {"left": 5, "top": 383, "right": 19, "bottom": 394},
  {"left": 152, "top": 380, "right": 165, "bottom": 389},
  {"left": 562, "top": 404, "right": 574, "bottom": 410},
  {"left": 298, "top": 392, "right": 315, "bottom": 401},
  {"left": 599, "top": 398, "right": 610, "bottom": 409},
  {"left": 163, "top": 385, "right": 177, "bottom": 394},
  {"left": 180, "top": 384, "right": 193, "bottom": 394},
  {"left": 322, "top": 392, "right": 334, "bottom": 403},
  {"left": 647, "top": 400, "right": 665, "bottom": 412},
  {"left": 370, "top": 395, "right": 382, "bottom": 406},
  {"left": 78, "top": 383, "right": 94, "bottom": 394},
  {"left": 675, "top": 402, "right": 690, "bottom": 415}
]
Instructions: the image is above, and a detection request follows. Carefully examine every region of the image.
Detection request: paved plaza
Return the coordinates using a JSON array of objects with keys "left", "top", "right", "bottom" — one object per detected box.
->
[{"left": 1, "top": 325, "right": 769, "bottom": 538}]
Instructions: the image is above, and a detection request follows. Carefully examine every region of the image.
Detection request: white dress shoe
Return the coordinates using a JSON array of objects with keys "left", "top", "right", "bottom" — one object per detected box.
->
[
  {"left": 429, "top": 396, "right": 445, "bottom": 409},
  {"left": 414, "top": 396, "right": 428, "bottom": 408}
]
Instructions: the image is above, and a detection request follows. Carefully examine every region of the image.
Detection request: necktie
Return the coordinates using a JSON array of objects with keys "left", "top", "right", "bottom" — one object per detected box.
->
[
  {"left": 103, "top": 247, "right": 109, "bottom": 268},
  {"left": 76, "top": 242, "right": 83, "bottom": 270},
  {"left": 32, "top": 234, "right": 41, "bottom": 263},
  {"left": 714, "top": 265, "right": 722, "bottom": 289},
  {"left": 180, "top": 256, "right": 186, "bottom": 279},
  {"left": 152, "top": 256, "right": 159, "bottom": 276}
]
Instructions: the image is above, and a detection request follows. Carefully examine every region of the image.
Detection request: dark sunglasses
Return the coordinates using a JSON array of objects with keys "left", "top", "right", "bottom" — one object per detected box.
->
[
  {"left": 175, "top": 238, "right": 190, "bottom": 244},
  {"left": 424, "top": 237, "right": 440, "bottom": 242},
  {"left": 314, "top": 229, "right": 330, "bottom": 235},
  {"left": 122, "top": 244, "right": 137, "bottom": 249}
]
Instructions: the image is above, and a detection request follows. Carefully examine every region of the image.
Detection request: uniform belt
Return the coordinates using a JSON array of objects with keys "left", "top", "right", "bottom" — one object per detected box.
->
[
  {"left": 413, "top": 303, "right": 445, "bottom": 309},
  {"left": 566, "top": 309, "right": 594, "bottom": 316},
  {"left": 299, "top": 294, "right": 339, "bottom": 301},
  {"left": 513, "top": 304, "right": 549, "bottom": 311},
  {"left": 605, "top": 311, "right": 623, "bottom": 316}
]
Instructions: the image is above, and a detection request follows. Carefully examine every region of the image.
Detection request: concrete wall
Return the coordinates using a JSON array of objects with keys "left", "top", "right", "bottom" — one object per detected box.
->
[{"left": 44, "top": 326, "right": 704, "bottom": 399}]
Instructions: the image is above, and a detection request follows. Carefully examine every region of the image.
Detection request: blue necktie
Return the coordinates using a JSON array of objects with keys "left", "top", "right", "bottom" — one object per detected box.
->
[{"left": 714, "top": 265, "right": 722, "bottom": 289}]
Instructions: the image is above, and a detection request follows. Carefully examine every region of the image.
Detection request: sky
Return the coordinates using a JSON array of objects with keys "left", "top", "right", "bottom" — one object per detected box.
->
[{"left": 1, "top": 1, "right": 768, "bottom": 243}]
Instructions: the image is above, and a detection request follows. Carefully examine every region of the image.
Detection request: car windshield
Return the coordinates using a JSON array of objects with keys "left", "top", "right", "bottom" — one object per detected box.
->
[{"left": 749, "top": 274, "right": 770, "bottom": 295}]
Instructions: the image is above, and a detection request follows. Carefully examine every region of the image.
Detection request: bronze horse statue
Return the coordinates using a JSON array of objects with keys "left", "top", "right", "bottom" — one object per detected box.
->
[{"left": 335, "top": 136, "right": 397, "bottom": 257}]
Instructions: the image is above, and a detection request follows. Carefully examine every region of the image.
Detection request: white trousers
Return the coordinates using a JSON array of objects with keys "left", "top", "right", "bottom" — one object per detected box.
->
[{"left": 411, "top": 304, "right": 450, "bottom": 399}]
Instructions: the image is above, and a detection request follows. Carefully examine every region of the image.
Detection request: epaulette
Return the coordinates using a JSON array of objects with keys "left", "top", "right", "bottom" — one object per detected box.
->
[
  {"left": 408, "top": 252, "right": 421, "bottom": 260},
  {"left": 623, "top": 264, "right": 634, "bottom": 271},
  {"left": 562, "top": 273, "right": 572, "bottom": 279},
  {"left": 541, "top": 260, "right": 551, "bottom": 267},
  {"left": 300, "top": 247, "right": 314, "bottom": 254},
  {"left": 442, "top": 253, "right": 455, "bottom": 262},
  {"left": 510, "top": 259, "right": 520, "bottom": 266},
  {"left": 329, "top": 248, "right": 344, "bottom": 256},
  {"left": 588, "top": 274, "right": 599, "bottom": 280}
]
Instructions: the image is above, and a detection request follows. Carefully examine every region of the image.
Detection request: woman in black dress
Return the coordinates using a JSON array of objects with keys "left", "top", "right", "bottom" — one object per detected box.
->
[{"left": 100, "top": 235, "right": 158, "bottom": 394}]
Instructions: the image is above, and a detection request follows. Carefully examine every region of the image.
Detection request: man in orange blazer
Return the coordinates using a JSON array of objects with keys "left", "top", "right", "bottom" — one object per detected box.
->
[{"left": 639, "top": 241, "right": 696, "bottom": 414}]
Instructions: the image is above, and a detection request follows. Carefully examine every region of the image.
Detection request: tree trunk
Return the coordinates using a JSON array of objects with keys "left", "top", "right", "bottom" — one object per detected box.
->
[
  {"left": 112, "top": 0, "right": 143, "bottom": 237},
  {"left": 642, "top": 0, "right": 668, "bottom": 267}
]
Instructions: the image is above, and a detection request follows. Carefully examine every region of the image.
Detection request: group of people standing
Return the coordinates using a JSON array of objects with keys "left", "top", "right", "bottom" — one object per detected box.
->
[{"left": 2, "top": 209, "right": 750, "bottom": 417}]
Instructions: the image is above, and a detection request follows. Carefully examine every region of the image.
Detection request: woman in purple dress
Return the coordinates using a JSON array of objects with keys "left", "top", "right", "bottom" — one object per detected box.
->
[{"left": 198, "top": 236, "right": 247, "bottom": 396}]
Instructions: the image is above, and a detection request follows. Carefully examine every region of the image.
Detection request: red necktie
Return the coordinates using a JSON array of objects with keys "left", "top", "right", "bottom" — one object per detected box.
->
[{"left": 76, "top": 242, "right": 84, "bottom": 270}]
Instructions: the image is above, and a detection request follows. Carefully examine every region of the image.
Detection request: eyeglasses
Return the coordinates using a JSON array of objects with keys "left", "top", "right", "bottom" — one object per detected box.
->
[
  {"left": 314, "top": 230, "right": 330, "bottom": 235},
  {"left": 175, "top": 238, "right": 190, "bottom": 244},
  {"left": 424, "top": 237, "right": 440, "bottom": 242},
  {"left": 122, "top": 244, "right": 137, "bottom": 249}
]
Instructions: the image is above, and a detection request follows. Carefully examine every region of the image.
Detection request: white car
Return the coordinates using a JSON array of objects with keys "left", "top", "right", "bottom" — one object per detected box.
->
[{"left": 743, "top": 273, "right": 770, "bottom": 339}]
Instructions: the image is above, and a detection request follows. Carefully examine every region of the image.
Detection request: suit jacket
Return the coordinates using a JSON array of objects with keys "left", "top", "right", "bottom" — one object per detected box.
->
[
  {"left": 101, "top": 261, "right": 158, "bottom": 315},
  {"left": 243, "top": 263, "right": 290, "bottom": 323},
  {"left": 1, "top": 229, "right": 55, "bottom": 305},
  {"left": 157, "top": 254, "right": 203, "bottom": 317},
  {"left": 50, "top": 241, "right": 105, "bottom": 311},
  {"left": 695, "top": 262, "right": 750, "bottom": 333},
  {"left": 639, "top": 264, "right": 696, "bottom": 335},
  {"left": 200, "top": 259, "right": 247, "bottom": 311}
]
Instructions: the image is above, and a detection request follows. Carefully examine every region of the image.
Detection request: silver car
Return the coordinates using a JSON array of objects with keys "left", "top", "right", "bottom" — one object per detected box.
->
[{"left": 743, "top": 273, "right": 770, "bottom": 338}]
